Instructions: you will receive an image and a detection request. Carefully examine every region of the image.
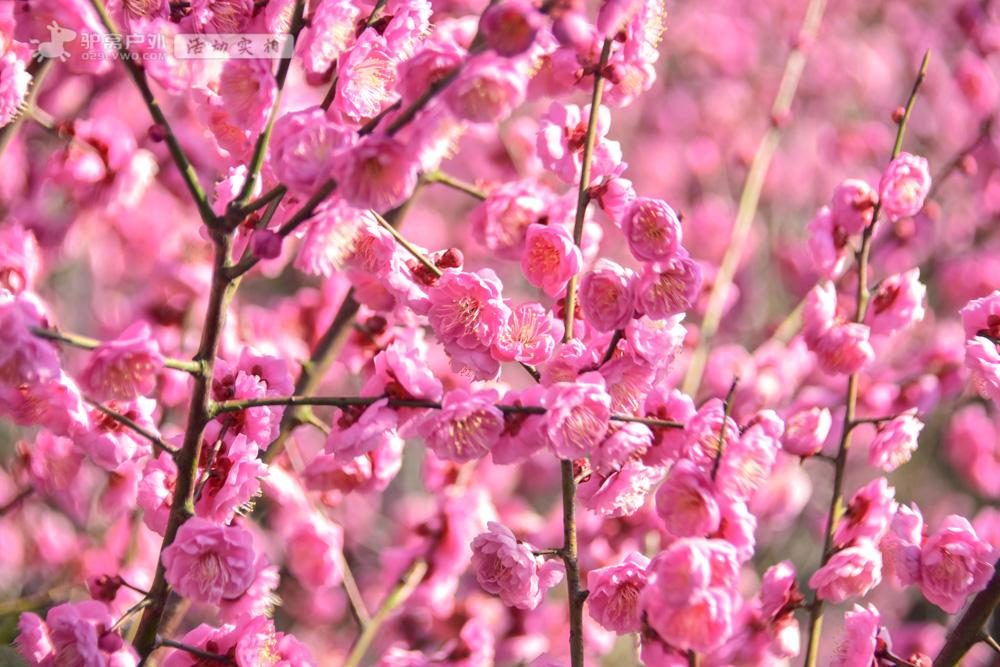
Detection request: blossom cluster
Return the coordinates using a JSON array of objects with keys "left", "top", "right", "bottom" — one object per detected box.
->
[{"left": 1, "top": 0, "right": 1000, "bottom": 665}]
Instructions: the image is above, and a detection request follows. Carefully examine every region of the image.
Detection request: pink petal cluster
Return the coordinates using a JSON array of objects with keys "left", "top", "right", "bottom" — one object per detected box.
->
[{"left": 470, "top": 522, "right": 564, "bottom": 609}]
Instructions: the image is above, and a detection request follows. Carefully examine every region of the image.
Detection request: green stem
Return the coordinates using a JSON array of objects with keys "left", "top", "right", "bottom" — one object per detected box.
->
[
  {"left": 681, "top": 0, "right": 828, "bottom": 397},
  {"left": 30, "top": 326, "right": 202, "bottom": 374},
  {"left": 343, "top": 560, "right": 428, "bottom": 667},
  {"left": 425, "top": 171, "right": 488, "bottom": 200}
]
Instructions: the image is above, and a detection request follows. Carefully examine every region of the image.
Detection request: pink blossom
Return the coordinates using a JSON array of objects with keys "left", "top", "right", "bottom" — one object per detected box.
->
[
  {"left": 681, "top": 398, "right": 739, "bottom": 468},
  {"left": 760, "top": 560, "right": 801, "bottom": 619},
  {"left": 537, "top": 102, "right": 622, "bottom": 185},
  {"left": 586, "top": 552, "right": 649, "bottom": 633},
  {"left": 470, "top": 522, "right": 563, "bottom": 609},
  {"left": 868, "top": 409, "right": 923, "bottom": 471},
  {"left": 286, "top": 516, "right": 344, "bottom": 589},
  {"left": 427, "top": 269, "right": 509, "bottom": 350},
  {"left": 0, "top": 223, "right": 42, "bottom": 295},
  {"left": 880, "top": 502, "right": 924, "bottom": 587},
  {"left": 74, "top": 398, "right": 157, "bottom": 470},
  {"left": 333, "top": 33, "right": 398, "bottom": 123},
  {"left": 481, "top": 0, "right": 543, "bottom": 56},
  {"left": 643, "top": 585, "right": 735, "bottom": 653},
  {"left": 79, "top": 321, "right": 163, "bottom": 402},
  {"left": 808, "top": 541, "right": 882, "bottom": 602},
  {"left": 520, "top": 223, "right": 582, "bottom": 297},
  {"left": 470, "top": 180, "right": 553, "bottom": 260},
  {"left": 655, "top": 459, "right": 720, "bottom": 537},
  {"left": 446, "top": 61, "right": 527, "bottom": 124},
  {"left": 271, "top": 107, "right": 355, "bottom": 193},
  {"left": 491, "top": 301, "right": 562, "bottom": 365},
  {"left": 218, "top": 59, "right": 276, "bottom": 135},
  {"left": 636, "top": 252, "right": 702, "bottom": 318},
  {"left": 833, "top": 477, "right": 895, "bottom": 548},
  {"left": 195, "top": 434, "right": 266, "bottom": 523},
  {"left": 418, "top": 388, "right": 504, "bottom": 462},
  {"left": 642, "top": 387, "right": 696, "bottom": 465},
  {"left": 814, "top": 322, "right": 875, "bottom": 375},
  {"left": 162, "top": 517, "right": 257, "bottom": 605},
  {"left": 867, "top": 269, "right": 926, "bottom": 336},
  {"left": 337, "top": 134, "right": 419, "bottom": 211},
  {"left": 370, "top": 338, "right": 443, "bottom": 402},
  {"left": 830, "top": 179, "right": 877, "bottom": 235},
  {"left": 218, "top": 555, "right": 281, "bottom": 622},
  {"left": 621, "top": 198, "right": 683, "bottom": 263},
  {"left": 715, "top": 416, "right": 782, "bottom": 502},
  {"left": 591, "top": 421, "right": 652, "bottom": 474},
  {"left": 326, "top": 400, "right": 400, "bottom": 459},
  {"left": 542, "top": 372, "right": 612, "bottom": 459},
  {"left": 578, "top": 459, "right": 660, "bottom": 517},
  {"left": 960, "top": 290, "right": 1000, "bottom": 403},
  {"left": 832, "top": 604, "right": 880, "bottom": 667},
  {"left": 137, "top": 450, "right": 177, "bottom": 535},
  {"left": 0, "top": 51, "right": 30, "bottom": 129},
  {"left": 579, "top": 259, "right": 636, "bottom": 332},
  {"left": 16, "top": 601, "right": 138, "bottom": 666},
  {"left": 184, "top": 0, "right": 252, "bottom": 32},
  {"left": 782, "top": 406, "right": 832, "bottom": 457},
  {"left": 802, "top": 281, "right": 839, "bottom": 347},
  {"left": 493, "top": 386, "right": 548, "bottom": 465},
  {"left": 918, "top": 515, "right": 995, "bottom": 613},
  {"left": 946, "top": 403, "right": 1000, "bottom": 498},
  {"left": 295, "top": 0, "right": 359, "bottom": 78},
  {"left": 806, "top": 207, "right": 851, "bottom": 279},
  {"left": 878, "top": 152, "right": 931, "bottom": 221}
]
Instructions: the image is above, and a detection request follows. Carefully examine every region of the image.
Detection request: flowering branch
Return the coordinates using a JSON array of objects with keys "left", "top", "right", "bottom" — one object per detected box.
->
[
  {"left": 803, "top": 49, "right": 930, "bottom": 667},
  {"left": 933, "top": 558, "right": 1000, "bottom": 666},
  {"left": 681, "top": 0, "right": 828, "bottom": 396},
  {"left": 343, "top": 559, "right": 429, "bottom": 667},
  {"left": 130, "top": 230, "right": 240, "bottom": 657},
  {"left": 211, "top": 394, "right": 685, "bottom": 430},
  {"left": 87, "top": 0, "right": 217, "bottom": 227},
  {"left": 30, "top": 326, "right": 202, "bottom": 374},
  {"left": 229, "top": 0, "right": 307, "bottom": 214}
]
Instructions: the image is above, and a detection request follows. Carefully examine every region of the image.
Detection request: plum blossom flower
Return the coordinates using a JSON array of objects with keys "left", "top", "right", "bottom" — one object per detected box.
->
[
  {"left": 481, "top": 0, "right": 543, "bottom": 56},
  {"left": 782, "top": 406, "right": 832, "bottom": 457},
  {"left": 16, "top": 601, "right": 139, "bottom": 666},
  {"left": 271, "top": 107, "right": 355, "bottom": 193},
  {"left": 833, "top": 477, "right": 895, "bottom": 548},
  {"left": 655, "top": 459, "right": 720, "bottom": 537},
  {"left": 867, "top": 269, "right": 926, "bottom": 336},
  {"left": 520, "top": 223, "right": 582, "bottom": 297},
  {"left": 491, "top": 301, "right": 562, "bottom": 365},
  {"left": 878, "top": 152, "right": 931, "bottom": 221},
  {"left": 543, "top": 372, "right": 612, "bottom": 459},
  {"left": 79, "top": 321, "right": 163, "bottom": 402},
  {"left": 337, "top": 134, "right": 420, "bottom": 211},
  {"left": 621, "top": 198, "right": 682, "bottom": 263},
  {"left": 636, "top": 252, "right": 702, "bottom": 319},
  {"left": 295, "top": 0, "right": 359, "bottom": 78},
  {"left": 446, "top": 61, "right": 527, "bottom": 124},
  {"left": 808, "top": 541, "right": 882, "bottom": 602},
  {"left": 880, "top": 502, "right": 923, "bottom": 587},
  {"left": 918, "top": 515, "right": 995, "bottom": 613},
  {"left": 832, "top": 604, "right": 880, "bottom": 667},
  {"left": 184, "top": 0, "right": 252, "bottom": 32},
  {"left": 830, "top": 179, "right": 878, "bottom": 234},
  {"left": 806, "top": 207, "right": 851, "bottom": 279},
  {"left": 333, "top": 33, "right": 398, "bottom": 123},
  {"left": 537, "top": 102, "right": 622, "bottom": 185},
  {"left": 286, "top": 516, "right": 344, "bottom": 589},
  {"left": 470, "top": 522, "right": 564, "bottom": 609},
  {"left": 427, "top": 269, "right": 509, "bottom": 350},
  {"left": 579, "top": 259, "right": 636, "bottom": 332},
  {"left": 218, "top": 59, "right": 276, "bottom": 135},
  {"left": 418, "top": 388, "right": 505, "bottom": 462},
  {"left": 960, "top": 290, "right": 1000, "bottom": 403},
  {"left": 162, "top": 517, "right": 257, "bottom": 605},
  {"left": 471, "top": 180, "right": 553, "bottom": 260},
  {"left": 0, "top": 51, "right": 30, "bottom": 129},
  {"left": 586, "top": 552, "right": 649, "bottom": 633},
  {"left": 868, "top": 409, "right": 923, "bottom": 471},
  {"left": 578, "top": 459, "right": 660, "bottom": 517}
]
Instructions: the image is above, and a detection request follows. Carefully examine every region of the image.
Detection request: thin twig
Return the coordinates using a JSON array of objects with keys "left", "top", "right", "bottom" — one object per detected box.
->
[
  {"left": 87, "top": 0, "right": 216, "bottom": 226},
  {"left": 370, "top": 210, "right": 442, "bottom": 277},
  {"left": 86, "top": 399, "right": 179, "bottom": 456},
  {"left": 157, "top": 638, "right": 235, "bottom": 664},
  {"left": 681, "top": 0, "right": 828, "bottom": 396},
  {"left": 30, "top": 326, "right": 202, "bottom": 374},
  {"left": 710, "top": 377, "right": 739, "bottom": 480},
  {"left": 804, "top": 49, "right": 930, "bottom": 667},
  {"left": 343, "top": 560, "right": 428, "bottom": 667},
  {"left": 424, "top": 171, "right": 488, "bottom": 200}
]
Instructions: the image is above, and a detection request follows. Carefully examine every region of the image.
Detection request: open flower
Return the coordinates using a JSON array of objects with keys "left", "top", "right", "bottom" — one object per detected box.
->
[
  {"left": 470, "top": 522, "right": 564, "bottom": 609},
  {"left": 162, "top": 517, "right": 256, "bottom": 605}
]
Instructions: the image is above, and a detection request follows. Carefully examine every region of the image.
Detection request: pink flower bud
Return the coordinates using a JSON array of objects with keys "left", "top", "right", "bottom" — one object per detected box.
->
[
  {"left": 251, "top": 229, "right": 283, "bottom": 260},
  {"left": 878, "top": 152, "right": 931, "bottom": 221},
  {"left": 621, "top": 198, "right": 682, "bottom": 263},
  {"left": 579, "top": 259, "right": 636, "bottom": 332},
  {"left": 782, "top": 406, "right": 832, "bottom": 457}
]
